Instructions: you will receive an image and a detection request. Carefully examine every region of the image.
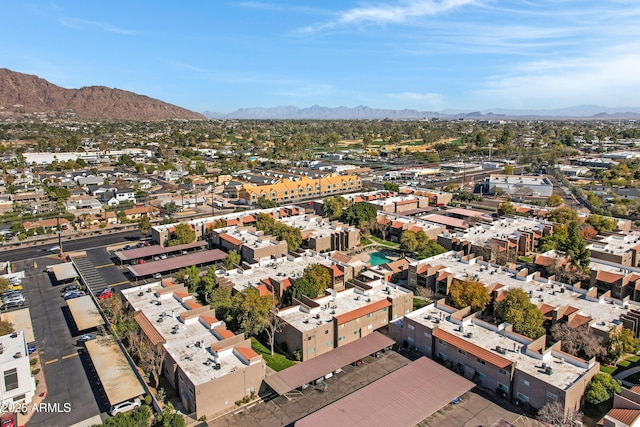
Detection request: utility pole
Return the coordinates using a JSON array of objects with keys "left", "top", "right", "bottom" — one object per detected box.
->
[
  {"left": 211, "top": 187, "right": 215, "bottom": 217},
  {"left": 57, "top": 206, "right": 63, "bottom": 257}
]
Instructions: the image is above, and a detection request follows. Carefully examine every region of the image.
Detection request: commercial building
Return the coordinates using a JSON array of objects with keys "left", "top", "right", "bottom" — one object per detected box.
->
[
  {"left": 209, "top": 226, "right": 288, "bottom": 264},
  {"left": 276, "top": 274, "right": 413, "bottom": 361},
  {"left": 0, "top": 331, "right": 36, "bottom": 409},
  {"left": 279, "top": 214, "right": 360, "bottom": 253},
  {"left": 389, "top": 300, "right": 599, "bottom": 415},
  {"left": 122, "top": 281, "right": 265, "bottom": 420},
  {"left": 366, "top": 195, "right": 429, "bottom": 214},
  {"left": 484, "top": 174, "right": 553, "bottom": 198}
]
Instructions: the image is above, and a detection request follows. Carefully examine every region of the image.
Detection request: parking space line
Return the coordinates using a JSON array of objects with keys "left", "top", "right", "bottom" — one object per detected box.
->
[
  {"left": 62, "top": 353, "right": 78, "bottom": 360},
  {"left": 45, "top": 358, "right": 59, "bottom": 365},
  {"left": 95, "top": 264, "right": 113, "bottom": 269},
  {"left": 109, "top": 281, "right": 130, "bottom": 287}
]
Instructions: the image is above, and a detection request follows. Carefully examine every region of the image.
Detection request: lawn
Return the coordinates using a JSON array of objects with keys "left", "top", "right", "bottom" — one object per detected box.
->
[
  {"left": 369, "top": 236, "right": 399, "bottom": 248},
  {"left": 600, "top": 355, "right": 640, "bottom": 376},
  {"left": 414, "top": 298, "right": 430, "bottom": 311},
  {"left": 251, "top": 337, "right": 296, "bottom": 372},
  {"left": 360, "top": 236, "right": 373, "bottom": 246}
]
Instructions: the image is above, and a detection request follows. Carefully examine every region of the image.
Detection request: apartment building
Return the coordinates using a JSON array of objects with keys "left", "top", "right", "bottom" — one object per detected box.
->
[
  {"left": 276, "top": 277, "right": 413, "bottom": 361},
  {"left": 390, "top": 300, "right": 600, "bottom": 415},
  {"left": 587, "top": 232, "right": 640, "bottom": 267},
  {"left": 279, "top": 214, "right": 360, "bottom": 252},
  {"left": 366, "top": 195, "right": 429, "bottom": 214},
  {"left": 0, "top": 331, "right": 36, "bottom": 409},
  {"left": 236, "top": 174, "right": 362, "bottom": 205},
  {"left": 122, "top": 282, "right": 265, "bottom": 420},
  {"left": 407, "top": 251, "right": 630, "bottom": 343},
  {"left": 375, "top": 212, "right": 447, "bottom": 242},
  {"left": 437, "top": 217, "right": 554, "bottom": 261},
  {"left": 209, "top": 226, "right": 288, "bottom": 264}
]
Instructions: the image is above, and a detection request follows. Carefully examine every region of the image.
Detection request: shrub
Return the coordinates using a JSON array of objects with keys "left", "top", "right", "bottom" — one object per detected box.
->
[
  {"left": 32, "top": 368, "right": 40, "bottom": 375},
  {"left": 144, "top": 394, "right": 152, "bottom": 405}
]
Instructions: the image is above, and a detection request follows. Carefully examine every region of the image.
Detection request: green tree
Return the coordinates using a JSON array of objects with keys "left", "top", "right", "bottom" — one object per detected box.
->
[
  {"left": 546, "top": 194, "right": 563, "bottom": 207},
  {"left": 586, "top": 214, "right": 617, "bottom": 233},
  {"left": 163, "top": 201, "right": 179, "bottom": 216},
  {"left": 210, "top": 286, "right": 233, "bottom": 322},
  {"left": 223, "top": 250, "right": 241, "bottom": 270},
  {"left": 138, "top": 215, "right": 152, "bottom": 237},
  {"left": 256, "top": 196, "right": 278, "bottom": 208},
  {"left": 0, "top": 278, "right": 9, "bottom": 293},
  {"left": 232, "top": 287, "right": 272, "bottom": 336},
  {"left": 176, "top": 265, "right": 201, "bottom": 293},
  {"left": 498, "top": 201, "right": 516, "bottom": 216},
  {"left": 547, "top": 207, "right": 579, "bottom": 225},
  {"left": 117, "top": 154, "right": 136, "bottom": 167},
  {"left": 400, "top": 230, "right": 419, "bottom": 253},
  {"left": 322, "top": 195, "right": 346, "bottom": 220},
  {"left": 585, "top": 373, "right": 621, "bottom": 405},
  {"left": 288, "top": 278, "right": 318, "bottom": 303},
  {"left": 448, "top": 279, "right": 491, "bottom": 312},
  {"left": 419, "top": 240, "right": 447, "bottom": 258},
  {"left": 302, "top": 264, "right": 332, "bottom": 297},
  {"left": 495, "top": 288, "right": 545, "bottom": 339},
  {"left": 155, "top": 402, "right": 186, "bottom": 427},
  {"left": 341, "top": 202, "right": 378, "bottom": 229},
  {"left": 198, "top": 267, "right": 217, "bottom": 303},
  {"left": 100, "top": 405, "right": 151, "bottom": 427},
  {"left": 558, "top": 221, "right": 590, "bottom": 269},
  {"left": 503, "top": 165, "right": 514, "bottom": 175},
  {"left": 608, "top": 328, "right": 638, "bottom": 363},
  {"left": 168, "top": 223, "right": 195, "bottom": 246},
  {"left": 383, "top": 182, "right": 400, "bottom": 192}
]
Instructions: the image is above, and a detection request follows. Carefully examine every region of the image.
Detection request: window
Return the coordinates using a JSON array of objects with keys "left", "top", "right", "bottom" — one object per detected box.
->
[
  {"left": 517, "top": 393, "right": 529, "bottom": 403},
  {"left": 324, "top": 330, "right": 329, "bottom": 334},
  {"left": 546, "top": 390, "right": 558, "bottom": 401},
  {"left": 498, "top": 383, "right": 509, "bottom": 393},
  {"left": 367, "top": 313, "right": 373, "bottom": 318},
  {"left": 353, "top": 329, "right": 360, "bottom": 335},
  {"left": 326, "top": 341, "right": 333, "bottom": 346},
  {"left": 308, "top": 347, "right": 315, "bottom": 353},
  {"left": 381, "top": 318, "right": 386, "bottom": 324},
  {"left": 408, "top": 324, "right": 415, "bottom": 331},
  {"left": 438, "top": 352, "right": 447, "bottom": 361},
  {"left": 519, "top": 378, "right": 530, "bottom": 387},
  {"left": 12, "top": 394, "right": 25, "bottom": 403},
  {"left": 458, "top": 349, "right": 467, "bottom": 356},
  {"left": 476, "top": 357, "right": 485, "bottom": 365},
  {"left": 424, "top": 331, "right": 431, "bottom": 337},
  {"left": 4, "top": 368, "right": 18, "bottom": 392},
  {"left": 382, "top": 307, "right": 387, "bottom": 312},
  {"left": 338, "top": 335, "right": 345, "bottom": 341},
  {"left": 477, "top": 372, "right": 485, "bottom": 381},
  {"left": 189, "top": 387, "right": 194, "bottom": 395},
  {"left": 437, "top": 339, "right": 447, "bottom": 347},
  {"left": 368, "top": 324, "right": 373, "bottom": 330},
  {"left": 307, "top": 336, "right": 312, "bottom": 341},
  {"left": 499, "top": 369, "right": 508, "bottom": 375}
]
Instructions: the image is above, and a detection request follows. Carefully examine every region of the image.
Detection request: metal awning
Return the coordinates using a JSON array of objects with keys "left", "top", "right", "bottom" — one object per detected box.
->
[
  {"left": 67, "top": 295, "right": 103, "bottom": 331},
  {"left": 51, "top": 262, "right": 79, "bottom": 282}
]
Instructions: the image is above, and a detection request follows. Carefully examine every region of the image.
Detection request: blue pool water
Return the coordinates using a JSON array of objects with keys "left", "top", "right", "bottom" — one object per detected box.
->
[{"left": 369, "top": 251, "right": 391, "bottom": 266}]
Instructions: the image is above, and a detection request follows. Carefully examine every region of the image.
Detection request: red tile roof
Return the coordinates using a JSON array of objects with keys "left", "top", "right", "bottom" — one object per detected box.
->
[
  {"left": 409, "top": 225, "right": 423, "bottom": 233},
  {"left": 330, "top": 265, "right": 344, "bottom": 277},
  {"left": 534, "top": 255, "right": 555, "bottom": 267},
  {"left": 391, "top": 221, "right": 404, "bottom": 229},
  {"left": 185, "top": 301, "right": 202, "bottom": 310},
  {"left": 607, "top": 408, "right": 640, "bottom": 425},
  {"left": 220, "top": 232, "right": 242, "bottom": 246},
  {"left": 255, "top": 283, "right": 273, "bottom": 296},
  {"left": 200, "top": 315, "right": 219, "bottom": 326},
  {"left": 568, "top": 314, "right": 591, "bottom": 328},
  {"left": 242, "top": 215, "right": 256, "bottom": 223},
  {"left": 235, "top": 346, "right": 260, "bottom": 361},
  {"left": 227, "top": 218, "right": 240, "bottom": 226},
  {"left": 595, "top": 270, "right": 623, "bottom": 284},
  {"left": 335, "top": 299, "right": 391, "bottom": 325},
  {"left": 433, "top": 329, "right": 512, "bottom": 369},
  {"left": 174, "top": 292, "right": 190, "bottom": 300},
  {"left": 516, "top": 207, "right": 531, "bottom": 214},
  {"left": 213, "top": 328, "right": 235, "bottom": 339}
]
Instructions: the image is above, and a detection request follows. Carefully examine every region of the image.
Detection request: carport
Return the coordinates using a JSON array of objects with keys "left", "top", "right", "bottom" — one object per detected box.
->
[
  {"left": 295, "top": 357, "right": 475, "bottom": 427},
  {"left": 50, "top": 262, "right": 79, "bottom": 283},
  {"left": 127, "top": 249, "right": 226, "bottom": 279},
  {"left": 84, "top": 336, "right": 145, "bottom": 406},
  {"left": 265, "top": 332, "right": 394, "bottom": 396},
  {"left": 67, "top": 295, "right": 103, "bottom": 331},
  {"left": 114, "top": 241, "right": 207, "bottom": 264}
]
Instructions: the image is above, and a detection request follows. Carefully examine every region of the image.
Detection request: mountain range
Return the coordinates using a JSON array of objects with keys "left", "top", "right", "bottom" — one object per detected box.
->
[
  {"left": 0, "top": 68, "right": 204, "bottom": 121},
  {"left": 205, "top": 104, "right": 640, "bottom": 120}
]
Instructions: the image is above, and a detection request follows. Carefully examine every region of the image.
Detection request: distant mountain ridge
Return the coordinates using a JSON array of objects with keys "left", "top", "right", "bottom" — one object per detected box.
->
[
  {"left": 0, "top": 68, "right": 204, "bottom": 121},
  {"left": 206, "top": 104, "right": 640, "bottom": 120}
]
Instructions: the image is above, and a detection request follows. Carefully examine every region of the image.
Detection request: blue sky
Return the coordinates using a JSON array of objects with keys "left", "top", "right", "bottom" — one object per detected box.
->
[{"left": 2, "top": 1, "right": 639, "bottom": 113}]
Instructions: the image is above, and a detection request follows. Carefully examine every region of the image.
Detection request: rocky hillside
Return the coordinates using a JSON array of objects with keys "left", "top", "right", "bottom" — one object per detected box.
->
[{"left": 0, "top": 68, "right": 204, "bottom": 120}]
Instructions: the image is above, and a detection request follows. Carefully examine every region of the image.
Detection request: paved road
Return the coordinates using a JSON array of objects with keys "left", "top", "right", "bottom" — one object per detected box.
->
[{"left": 15, "top": 257, "right": 104, "bottom": 427}]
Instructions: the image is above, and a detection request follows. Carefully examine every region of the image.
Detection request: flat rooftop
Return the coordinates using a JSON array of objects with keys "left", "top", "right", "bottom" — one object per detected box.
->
[
  {"left": 223, "top": 253, "right": 336, "bottom": 293},
  {"left": 441, "top": 217, "right": 551, "bottom": 247},
  {"left": 420, "top": 214, "right": 468, "bottom": 230},
  {"left": 121, "top": 283, "right": 259, "bottom": 387},
  {"left": 487, "top": 174, "right": 552, "bottom": 187},
  {"left": 280, "top": 214, "right": 357, "bottom": 239},
  {"left": 278, "top": 279, "right": 411, "bottom": 333},
  {"left": 115, "top": 241, "right": 207, "bottom": 262},
  {"left": 587, "top": 232, "right": 640, "bottom": 256},
  {"left": 0, "top": 330, "right": 28, "bottom": 363},
  {"left": 405, "top": 303, "right": 595, "bottom": 391},
  {"left": 413, "top": 251, "right": 631, "bottom": 333},
  {"left": 67, "top": 295, "right": 103, "bottom": 331},
  {"left": 217, "top": 226, "right": 283, "bottom": 249}
]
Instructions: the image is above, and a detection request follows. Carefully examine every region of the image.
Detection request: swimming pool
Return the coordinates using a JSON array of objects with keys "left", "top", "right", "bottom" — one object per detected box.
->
[{"left": 369, "top": 251, "right": 391, "bottom": 266}]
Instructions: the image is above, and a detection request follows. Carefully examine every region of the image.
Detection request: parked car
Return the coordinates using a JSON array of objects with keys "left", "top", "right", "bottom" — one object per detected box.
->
[
  {"left": 61, "top": 284, "right": 81, "bottom": 293},
  {"left": 79, "top": 334, "right": 95, "bottom": 342},
  {"left": 8, "top": 283, "right": 23, "bottom": 291},
  {"left": 63, "top": 291, "right": 85, "bottom": 300},
  {"left": 28, "top": 345, "right": 36, "bottom": 354},
  {"left": 109, "top": 398, "right": 141, "bottom": 416},
  {"left": 2, "top": 300, "right": 25, "bottom": 310},
  {"left": 136, "top": 242, "right": 145, "bottom": 248},
  {"left": 1, "top": 290, "right": 21, "bottom": 298},
  {"left": 160, "top": 254, "right": 167, "bottom": 260},
  {"left": 47, "top": 245, "right": 61, "bottom": 253},
  {"left": 3, "top": 294, "right": 25, "bottom": 304},
  {"left": 0, "top": 413, "right": 15, "bottom": 427},
  {"left": 123, "top": 245, "right": 131, "bottom": 250},
  {"left": 62, "top": 290, "right": 83, "bottom": 298},
  {"left": 98, "top": 288, "right": 114, "bottom": 299}
]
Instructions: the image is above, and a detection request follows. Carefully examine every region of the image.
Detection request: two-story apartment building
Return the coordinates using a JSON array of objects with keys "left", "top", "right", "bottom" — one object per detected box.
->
[
  {"left": 0, "top": 331, "right": 36, "bottom": 409},
  {"left": 209, "top": 226, "right": 288, "bottom": 264},
  {"left": 587, "top": 232, "right": 640, "bottom": 267}
]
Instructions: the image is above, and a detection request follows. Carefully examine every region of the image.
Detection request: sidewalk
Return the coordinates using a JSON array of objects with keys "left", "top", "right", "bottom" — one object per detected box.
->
[{"left": 16, "top": 352, "right": 48, "bottom": 427}]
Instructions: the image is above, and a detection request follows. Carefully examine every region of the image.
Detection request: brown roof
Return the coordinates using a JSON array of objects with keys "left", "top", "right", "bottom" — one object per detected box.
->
[
  {"left": 422, "top": 214, "right": 468, "bottom": 229},
  {"left": 433, "top": 329, "right": 512, "bottom": 369},
  {"left": 220, "top": 232, "right": 242, "bottom": 246},
  {"left": 607, "top": 408, "right": 640, "bottom": 425},
  {"left": 185, "top": 301, "right": 202, "bottom": 310},
  {"left": 331, "top": 252, "right": 353, "bottom": 264},
  {"left": 227, "top": 218, "right": 240, "bottom": 226},
  {"left": 396, "top": 199, "right": 417, "bottom": 205},
  {"left": 235, "top": 346, "right": 260, "bottom": 361},
  {"left": 213, "top": 328, "right": 235, "bottom": 339},
  {"left": 242, "top": 215, "right": 256, "bottom": 223},
  {"left": 391, "top": 221, "right": 404, "bottom": 229},
  {"left": 335, "top": 299, "right": 391, "bottom": 325},
  {"left": 568, "top": 314, "right": 592, "bottom": 328},
  {"left": 409, "top": 225, "right": 423, "bottom": 232},
  {"left": 296, "top": 357, "right": 475, "bottom": 427},
  {"left": 127, "top": 249, "right": 227, "bottom": 277},
  {"left": 596, "top": 270, "right": 623, "bottom": 284},
  {"left": 115, "top": 240, "right": 207, "bottom": 261},
  {"left": 200, "top": 315, "right": 219, "bottom": 326},
  {"left": 255, "top": 284, "right": 272, "bottom": 296},
  {"left": 330, "top": 265, "right": 344, "bottom": 277},
  {"left": 267, "top": 332, "right": 394, "bottom": 395},
  {"left": 134, "top": 311, "right": 165, "bottom": 346},
  {"left": 516, "top": 206, "right": 531, "bottom": 214},
  {"left": 534, "top": 255, "right": 555, "bottom": 267}
]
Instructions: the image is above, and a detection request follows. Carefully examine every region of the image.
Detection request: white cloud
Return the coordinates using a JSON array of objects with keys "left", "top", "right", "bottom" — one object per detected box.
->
[
  {"left": 59, "top": 17, "right": 135, "bottom": 35},
  {"left": 295, "top": 0, "right": 479, "bottom": 35},
  {"left": 475, "top": 42, "right": 640, "bottom": 108}
]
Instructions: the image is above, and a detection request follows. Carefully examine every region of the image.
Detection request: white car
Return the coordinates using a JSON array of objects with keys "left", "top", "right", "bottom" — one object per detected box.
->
[
  {"left": 109, "top": 398, "right": 141, "bottom": 416},
  {"left": 47, "top": 245, "right": 61, "bottom": 253}
]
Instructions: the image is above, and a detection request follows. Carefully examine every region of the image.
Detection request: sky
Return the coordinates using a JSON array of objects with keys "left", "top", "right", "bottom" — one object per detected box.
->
[{"left": 2, "top": 1, "right": 640, "bottom": 113}]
